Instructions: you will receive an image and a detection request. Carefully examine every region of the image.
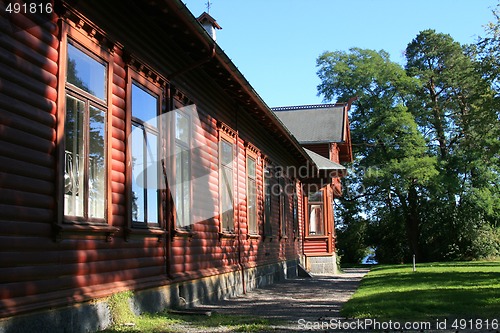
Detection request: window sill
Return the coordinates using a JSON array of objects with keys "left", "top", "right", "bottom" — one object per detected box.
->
[
  {"left": 173, "top": 228, "right": 197, "bottom": 238},
  {"left": 247, "top": 234, "right": 261, "bottom": 240},
  {"left": 263, "top": 234, "right": 274, "bottom": 241},
  {"left": 53, "top": 222, "right": 119, "bottom": 242},
  {"left": 125, "top": 226, "right": 166, "bottom": 242},
  {"left": 305, "top": 235, "right": 329, "bottom": 240},
  {"left": 219, "top": 232, "right": 237, "bottom": 239}
]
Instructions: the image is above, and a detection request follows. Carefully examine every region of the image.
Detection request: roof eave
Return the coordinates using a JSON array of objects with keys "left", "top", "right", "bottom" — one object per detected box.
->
[{"left": 167, "top": 0, "right": 312, "bottom": 166}]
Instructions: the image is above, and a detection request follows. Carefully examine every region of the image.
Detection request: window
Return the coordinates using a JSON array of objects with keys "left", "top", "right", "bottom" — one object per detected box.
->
[
  {"left": 247, "top": 155, "right": 257, "bottom": 234},
  {"left": 293, "top": 192, "right": 299, "bottom": 237},
  {"left": 219, "top": 137, "right": 234, "bottom": 232},
  {"left": 174, "top": 110, "right": 191, "bottom": 229},
  {"left": 279, "top": 177, "right": 287, "bottom": 237},
  {"left": 130, "top": 82, "right": 160, "bottom": 225},
  {"left": 263, "top": 165, "right": 273, "bottom": 236},
  {"left": 308, "top": 191, "right": 324, "bottom": 235},
  {"left": 63, "top": 41, "right": 107, "bottom": 221}
]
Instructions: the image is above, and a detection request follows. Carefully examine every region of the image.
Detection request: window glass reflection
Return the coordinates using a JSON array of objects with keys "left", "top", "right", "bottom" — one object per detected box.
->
[
  {"left": 67, "top": 43, "right": 106, "bottom": 101},
  {"left": 220, "top": 139, "right": 234, "bottom": 231},
  {"left": 131, "top": 124, "right": 145, "bottom": 223},
  {"left": 309, "top": 204, "right": 324, "bottom": 235},
  {"left": 175, "top": 111, "right": 189, "bottom": 143},
  {"left": 146, "top": 131, "right": 159, "bottom": 224},
  {"left": 64, "top": 95, "right": 85, "bottom": 217},
  {"left": 88, "top": 106, "right": 106, "bottom": 218},
  {"left": 175, "top": 145, "right": 191, "bottom": 227},
  {"left": 132, "top": 83, "right": 157, "bottom": 126}
]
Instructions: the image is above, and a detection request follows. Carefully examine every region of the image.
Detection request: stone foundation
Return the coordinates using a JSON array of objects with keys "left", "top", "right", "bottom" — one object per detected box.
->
[{"left": 305, "top": 254, "right": 339, "bottom": 275}]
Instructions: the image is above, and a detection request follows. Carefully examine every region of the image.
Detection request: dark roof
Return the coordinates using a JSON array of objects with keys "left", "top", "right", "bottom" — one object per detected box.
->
[
  {"left": 272, "top": 104, "right": 347, "bottom": 144},
  {"left": 66, "top": 0, "right": 313, "bottom": 167}
]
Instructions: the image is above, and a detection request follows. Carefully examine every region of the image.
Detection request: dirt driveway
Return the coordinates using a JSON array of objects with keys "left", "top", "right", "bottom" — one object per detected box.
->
[{"left": 169, "top": 268, "right": 369, "bottom": 332}]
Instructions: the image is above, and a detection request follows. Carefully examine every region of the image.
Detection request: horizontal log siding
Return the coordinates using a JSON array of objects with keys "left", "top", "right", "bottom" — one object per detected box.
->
[
  {"left": 0, "top": 8, "right": 60, "bottom": 317},
  {"left": 0, "top": 5, "right": 308, "bottom": 320},
  {"left": 303, "top": 239, "right": 329, "bottom": 253},
  {"left": 110, "top": 49, "right": 127, "bottom": 228},
  {"left": 170, "top": 111, "right": 225, "bottom": 278},
  {"left": 0, "top": 10, "right": 165, "bottom": 318}
]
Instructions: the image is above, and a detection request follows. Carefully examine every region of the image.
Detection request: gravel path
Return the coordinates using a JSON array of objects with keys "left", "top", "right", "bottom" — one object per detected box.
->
[{"left": 168, "top": 268, "right": 369, "bottom": 332}]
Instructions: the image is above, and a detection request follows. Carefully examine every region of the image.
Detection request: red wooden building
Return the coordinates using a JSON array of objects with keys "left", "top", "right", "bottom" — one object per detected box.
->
[
  {"left": 273, "top": 104, "right": 354, "bottom": 274},
  {"left": 0, "top": 1, "right": 351, "bottom": 331}
]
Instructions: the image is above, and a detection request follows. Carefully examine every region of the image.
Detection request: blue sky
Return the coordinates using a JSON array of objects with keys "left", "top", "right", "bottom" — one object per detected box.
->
[{"left": 184, "top": 0, "right": 498, "bottom": 108}]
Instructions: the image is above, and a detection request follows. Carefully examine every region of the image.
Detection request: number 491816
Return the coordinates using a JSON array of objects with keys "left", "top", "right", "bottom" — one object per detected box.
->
[{"left": 5, "top": 2, "right": 53, "bottom": 14}]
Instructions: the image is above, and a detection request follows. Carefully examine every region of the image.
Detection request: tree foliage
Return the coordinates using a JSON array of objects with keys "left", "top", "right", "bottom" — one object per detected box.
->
[{"left": 320, "top": 24, "right": 500, "bottom": 263}]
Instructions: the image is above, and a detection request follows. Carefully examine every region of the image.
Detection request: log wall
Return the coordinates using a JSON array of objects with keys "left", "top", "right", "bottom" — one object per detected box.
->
[{"left": 0, "top": 2, "right": 306, "bottom": 320}]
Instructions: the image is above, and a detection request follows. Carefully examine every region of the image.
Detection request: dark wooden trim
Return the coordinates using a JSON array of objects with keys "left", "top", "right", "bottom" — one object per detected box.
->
[
  {"left": 218, "top": 128, "right": 236, "bottom": 233},
  {"left": 126, "top": 68, "right": 166, "bottom": 231},
  {"left": 55, "top": 18, "right": 114, "bottom": 239},
  {"left": 53, "top": 222, "right": 119, "bottom": 242}
]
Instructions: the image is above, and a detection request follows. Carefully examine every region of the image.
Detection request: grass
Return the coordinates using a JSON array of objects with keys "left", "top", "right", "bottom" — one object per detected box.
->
[
  {"left": 99, "top": 311, "right": 274, "bottom": 333},
  {"left": 341, "top": 260, "right": 500, "bottom": 321}
]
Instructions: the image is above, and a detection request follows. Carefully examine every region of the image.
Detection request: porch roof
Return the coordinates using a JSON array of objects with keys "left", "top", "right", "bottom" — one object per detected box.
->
[{"left": 304, "top": 148, "right": 347, "bottom": 177}]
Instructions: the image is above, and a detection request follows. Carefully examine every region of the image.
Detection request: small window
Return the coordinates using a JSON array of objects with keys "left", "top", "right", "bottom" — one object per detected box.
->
[
  {"left": 63, "top": 41, "right": 107, "bottom": 221},
  {"left": 174, "top": 111, "right": 191, "bottom": 229},
  {"left": 247, "top": 156, "right": 257, "bottom": 234},
  {"left": 220, "top": 138, "right": 234, "bottom": 232},
  {"left": 308, "top": 191, "right": 324, "bottom": 235}
]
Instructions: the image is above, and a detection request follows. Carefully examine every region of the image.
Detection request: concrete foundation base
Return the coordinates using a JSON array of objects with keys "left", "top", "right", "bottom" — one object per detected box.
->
[{"left": 305, "top": 254, "right": 339, "bottom": 275}]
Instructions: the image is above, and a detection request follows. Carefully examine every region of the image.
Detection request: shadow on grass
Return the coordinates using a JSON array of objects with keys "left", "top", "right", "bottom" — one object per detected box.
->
[
  {"left": 341, "top": 287, "right": 500, "bottom": 320},
  {"left": 342, "top": 262, "right": 500, "bottom": 321},
  {"left": 361, "top": 271, "right": 500, "bottom": 290}
]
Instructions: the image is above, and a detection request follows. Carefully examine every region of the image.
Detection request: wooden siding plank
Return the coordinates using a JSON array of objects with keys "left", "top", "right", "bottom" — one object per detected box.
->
[
  {"left": 1, "top": 257, "right": 162, "bottom": 283},
  {"left": 0, "top": 266, "right": 164, "bottom": 299},
  {"left": 0, "top": 188, "right": 54, "bottom": 209},
  {"left": 0, "top": 57, "right": 58, "bottom": 100},
  {"left": 0, "top": 46, "right": 58, "bottom": 88},
  {"left": 0, "top": 22, "right": 58, "bottom": 75},
  {"left": 0, "top": 172, "right": 54, "bottom": 196},
  {"left": 0, "top": 109, "right": 56, "bottom": 143},
  {"left": 0, "top": 76, "right": 56, "bottom": 114},
  {"left": 0, "top": 16, "right": 59, "bottom": 62},
  {"left": 0, "top": 125, "right": 55, "bottom": 156},
  {"left": 0, "top": 155, "right": 54, "bottom": 181},
  {"left": 0, "top": 204, "right": 53, "bottom": 222},
  {"left": 0, "top": 93, "right": 56, "bottom": 126}
]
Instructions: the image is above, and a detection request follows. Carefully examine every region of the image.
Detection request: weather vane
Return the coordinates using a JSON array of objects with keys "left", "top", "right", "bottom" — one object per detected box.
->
[{"left": 205, "top": 0, "right": 211, "bottom": 13}]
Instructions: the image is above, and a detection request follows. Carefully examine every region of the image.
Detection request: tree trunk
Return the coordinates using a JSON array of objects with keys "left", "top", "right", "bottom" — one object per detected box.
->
[
  {"left": 406, "top": 184, "right": 422, "bottom": 261},
  {"left": 395, "top": 185, "right": 422, "bottom": 262}
]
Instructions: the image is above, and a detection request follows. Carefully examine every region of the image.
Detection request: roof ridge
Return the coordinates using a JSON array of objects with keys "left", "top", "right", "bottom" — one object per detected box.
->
[{"left": 271, "top": 103, "right": 345, "bottom": 111}]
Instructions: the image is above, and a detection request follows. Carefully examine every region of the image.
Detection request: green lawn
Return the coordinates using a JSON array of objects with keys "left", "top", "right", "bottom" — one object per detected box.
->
[{"left": 341, "top": 261, "right": 500, "bottom": 320}]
